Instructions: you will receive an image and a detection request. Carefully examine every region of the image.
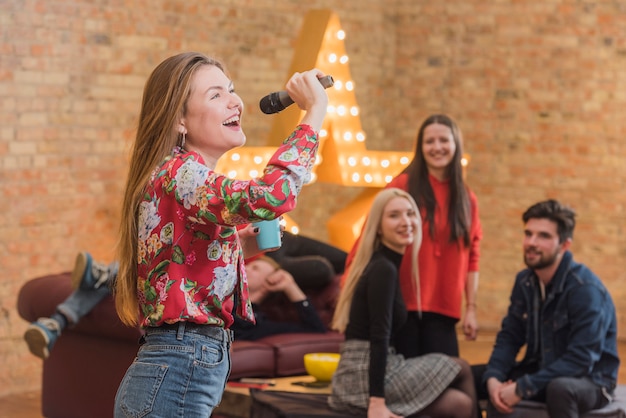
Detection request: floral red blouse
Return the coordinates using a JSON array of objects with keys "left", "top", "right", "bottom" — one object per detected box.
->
[{"left": 137, "top": 124, "right": 319, "bottom": 329}]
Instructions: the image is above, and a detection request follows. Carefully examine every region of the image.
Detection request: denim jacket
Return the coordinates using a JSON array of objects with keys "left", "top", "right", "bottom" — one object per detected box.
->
[{"left": 483, "top": 251, "right": 620, "bottom": 399}]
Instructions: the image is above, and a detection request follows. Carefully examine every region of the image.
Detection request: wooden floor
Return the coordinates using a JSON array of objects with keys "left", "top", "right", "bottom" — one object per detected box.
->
[{"left": 3, "top": 332, "right": 625, "bottom": 417}]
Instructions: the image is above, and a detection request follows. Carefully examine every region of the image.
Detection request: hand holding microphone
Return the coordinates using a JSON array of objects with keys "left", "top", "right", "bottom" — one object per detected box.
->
[{"left": 260, "top": 74, "right": 334, "bottom": 114}]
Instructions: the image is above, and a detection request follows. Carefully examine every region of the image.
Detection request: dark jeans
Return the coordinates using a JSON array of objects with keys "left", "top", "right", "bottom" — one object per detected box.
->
[
  {"left": 266, "top": 233, "right": 347, "bottom": 290},
  {"left": 472, "top": 363, "right": 611, "bottom": 418},
  {"left": 394, "top": 311, "right": 459, "bottom": 358}
]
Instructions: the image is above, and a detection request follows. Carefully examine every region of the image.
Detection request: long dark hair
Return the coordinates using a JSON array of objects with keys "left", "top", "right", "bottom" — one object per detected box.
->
[{"left": 402, "top": 114, "right": 471, "bottom": 246}]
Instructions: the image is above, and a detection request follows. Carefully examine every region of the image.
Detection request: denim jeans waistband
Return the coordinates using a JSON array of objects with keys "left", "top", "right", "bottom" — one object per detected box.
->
[{"left": 145, "top": 322, "right": 233, "bottom": 342}]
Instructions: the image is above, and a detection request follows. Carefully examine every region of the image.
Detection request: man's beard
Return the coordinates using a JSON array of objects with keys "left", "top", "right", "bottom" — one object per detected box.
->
[{"left": 524, "top": 247, "right": 560, "bottom": 270}]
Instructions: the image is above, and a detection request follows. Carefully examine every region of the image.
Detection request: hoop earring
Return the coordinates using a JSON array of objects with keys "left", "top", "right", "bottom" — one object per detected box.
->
[{"left": 180, "top": 131, "right": 186, "bottom": 149}]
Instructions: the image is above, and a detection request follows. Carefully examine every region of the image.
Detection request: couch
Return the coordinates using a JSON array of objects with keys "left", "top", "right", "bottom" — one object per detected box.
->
[{"left": 17, "top": 272, "right": 344, "bottom": 418}]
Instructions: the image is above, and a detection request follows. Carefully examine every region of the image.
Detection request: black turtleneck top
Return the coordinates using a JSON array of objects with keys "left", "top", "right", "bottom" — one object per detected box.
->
[{"left": 344, "top": 244, "right": 407, "bottom": 398}]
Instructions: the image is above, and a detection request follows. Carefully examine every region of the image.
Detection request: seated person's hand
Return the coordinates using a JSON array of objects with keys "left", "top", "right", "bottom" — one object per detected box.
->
[
  {"left": 265, "top": 269, "right": 293, "bottom": 290},
  {"left": 499, "top": 382, "right": 521, "bottom": 410},
  {"left": 266, "top": 269, "right": 306, "bottom": 302},
  {"left": 367, "top": 397, "right": 403, "bottom": 418},
  {"left": 487, "top": 377, "right": 513, "bottom": 414}
]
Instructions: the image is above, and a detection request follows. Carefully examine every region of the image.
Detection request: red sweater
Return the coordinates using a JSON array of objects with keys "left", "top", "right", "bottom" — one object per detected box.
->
[{"left": 387, "top": 173, "right": 482, "bottom": 319}]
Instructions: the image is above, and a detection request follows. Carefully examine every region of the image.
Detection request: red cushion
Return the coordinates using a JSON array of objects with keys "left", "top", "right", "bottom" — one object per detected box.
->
[
  {"left": 261, "top": 332, "right": 344, "bottom": 376},
  {"left": 230, "top": 341, "right": 275, "bottom": 379}
]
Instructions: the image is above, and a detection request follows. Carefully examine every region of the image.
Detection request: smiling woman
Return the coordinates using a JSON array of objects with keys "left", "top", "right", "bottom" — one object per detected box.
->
[
  {"left": 329, "top": 188, "right": 478, "bottom": 418},
  {"left": 113, "top": 51, "right": 330, "bottom": 418},
  {"left": 385, "top": 113, "right": 483, "bottom": 359}
]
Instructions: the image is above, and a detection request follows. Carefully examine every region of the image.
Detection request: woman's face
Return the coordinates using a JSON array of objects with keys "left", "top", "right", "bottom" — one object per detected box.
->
[
  {"left": 378, "top": 196, "right": 419, "bottom": 254},
  {"left": 181, "top": 65, "right": 245, "bottom": 167},
  {"left": 245, "top": 259, "right": 275, "bottom": 291},
  {"left": 422, "top": 123, "right": 456, "bottom": 178}
]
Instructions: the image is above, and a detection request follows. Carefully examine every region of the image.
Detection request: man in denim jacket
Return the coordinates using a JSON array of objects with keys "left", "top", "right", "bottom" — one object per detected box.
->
[{"left": 478, "top": 199, "right": 619, "bottom": 418}]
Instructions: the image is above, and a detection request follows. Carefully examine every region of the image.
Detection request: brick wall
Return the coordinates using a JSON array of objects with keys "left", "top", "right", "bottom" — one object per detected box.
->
[{"left": 2, "top": 0, "right": 626, "bottom": 396}]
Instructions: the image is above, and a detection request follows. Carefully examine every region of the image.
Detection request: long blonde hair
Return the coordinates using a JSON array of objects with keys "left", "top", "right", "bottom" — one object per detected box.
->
[
  {"left": 115, "top": 52, "right": 226, "bottom": 326},
  {"left": 331, "top": 188, "right": 422, "bottom": 333}
]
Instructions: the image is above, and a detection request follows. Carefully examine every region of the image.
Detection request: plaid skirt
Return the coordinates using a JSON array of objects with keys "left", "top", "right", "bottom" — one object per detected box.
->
[{"left": 328, "top": 339, "right": 461, "bottom": 416}]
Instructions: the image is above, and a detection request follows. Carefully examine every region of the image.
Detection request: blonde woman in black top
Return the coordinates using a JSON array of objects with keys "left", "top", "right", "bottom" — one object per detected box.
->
[{"left": 330, "top": 188, "right": 477, "bottom": 418}]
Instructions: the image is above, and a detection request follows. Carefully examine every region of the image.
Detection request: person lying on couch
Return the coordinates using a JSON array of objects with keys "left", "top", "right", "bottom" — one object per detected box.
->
[
  {"left": 231, "top": 255, "right": 326, "bottom": 340},
  {"left": 24, "top": 232, "right": 345, "bottom": 359}
]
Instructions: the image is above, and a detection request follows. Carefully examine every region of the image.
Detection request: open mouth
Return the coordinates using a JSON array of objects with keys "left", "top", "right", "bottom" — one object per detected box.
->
[{"left": 223, "top": 115, "right": 240, "bottom": 127}]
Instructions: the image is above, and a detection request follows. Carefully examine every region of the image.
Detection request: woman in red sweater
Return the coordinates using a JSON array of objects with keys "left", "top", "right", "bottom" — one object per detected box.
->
[{"left": 391, "top": 113, "right": 482, "bottom": 358}]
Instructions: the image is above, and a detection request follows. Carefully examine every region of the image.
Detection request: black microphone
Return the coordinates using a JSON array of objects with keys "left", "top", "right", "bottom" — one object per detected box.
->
[{"left": 259, "top": 75, "right": 334, "bottom": 114}]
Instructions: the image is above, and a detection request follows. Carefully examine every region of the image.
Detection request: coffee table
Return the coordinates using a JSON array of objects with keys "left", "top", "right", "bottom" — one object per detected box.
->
[{"left": 214, "top": 375, "right": 331, "bottom": 418}]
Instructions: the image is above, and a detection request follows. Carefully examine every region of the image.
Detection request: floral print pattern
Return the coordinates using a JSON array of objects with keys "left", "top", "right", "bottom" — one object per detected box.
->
[{"left": 136, "top": 125, "right": 319, "bottom": 328}]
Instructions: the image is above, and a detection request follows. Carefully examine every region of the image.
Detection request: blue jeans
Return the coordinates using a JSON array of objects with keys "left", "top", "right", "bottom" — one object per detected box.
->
[
  {"left": 114, "top": 322, "right": 233, "bottom": 418},
  {"left": 56, "top": 286, "right": 111, "bottom": 324},
  {"left": 56, "top": 261, "right": 118, "bottom": 324}
]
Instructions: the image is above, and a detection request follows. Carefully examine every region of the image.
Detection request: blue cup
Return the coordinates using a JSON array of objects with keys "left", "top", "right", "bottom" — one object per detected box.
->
[{"left": 253, "top": 219, "right": 282, "bottom": 251}]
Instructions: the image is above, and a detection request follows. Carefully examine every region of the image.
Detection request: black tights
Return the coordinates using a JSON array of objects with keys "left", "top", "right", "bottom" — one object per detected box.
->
[{"left": 415, "top": 358, "right": 479, "bottom": 418}]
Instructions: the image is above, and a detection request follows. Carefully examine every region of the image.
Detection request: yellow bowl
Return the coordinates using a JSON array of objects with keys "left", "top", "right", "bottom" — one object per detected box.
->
[{"left": 303, "top": 352, "right": 340, "bottom": 381}]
